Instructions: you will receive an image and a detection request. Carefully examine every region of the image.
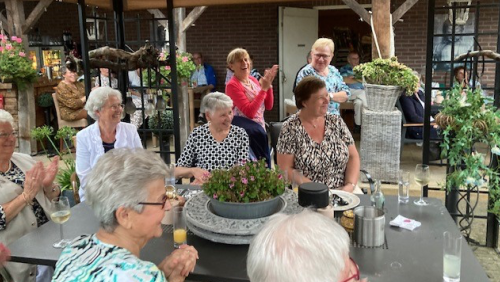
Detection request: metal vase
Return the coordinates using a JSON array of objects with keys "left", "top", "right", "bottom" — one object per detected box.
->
[{"left": 353, "top": 206, "right": 385, "bottom": 247}]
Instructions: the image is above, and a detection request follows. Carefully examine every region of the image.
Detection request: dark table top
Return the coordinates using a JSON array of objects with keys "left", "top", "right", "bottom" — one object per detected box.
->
[{"left": 8, "top": 188, "right": 489, "bottom": 282}]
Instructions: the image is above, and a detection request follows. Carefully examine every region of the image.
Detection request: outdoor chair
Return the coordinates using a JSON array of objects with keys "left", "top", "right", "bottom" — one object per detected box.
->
[{"left": 52, "top": 93, "right": 87, "bottom": 152}]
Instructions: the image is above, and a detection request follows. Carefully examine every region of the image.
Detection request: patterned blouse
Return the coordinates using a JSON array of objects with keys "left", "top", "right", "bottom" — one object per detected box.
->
[
  {"left": 295, "top": 64, "right": 351, "bottom": 116},
  {"left": 52, "top": 234, "right": 166, "bottom": 282},
  {"left": 276, "top": 113, "right": 354, "bottom": 189},
  {"left": 55, "top": 81, "right": 86, "bottom": 121},
  {"left": 176, "top": 124, "right": 249, "bottom": 171},
  {"left": 0, "top": 162, "right": 49, "bottom": 230}
]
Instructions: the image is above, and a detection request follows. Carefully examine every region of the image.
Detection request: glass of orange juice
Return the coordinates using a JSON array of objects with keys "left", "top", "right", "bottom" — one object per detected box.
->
[{"left": 173, "top": 206, "right": 187, "bottom": 248}]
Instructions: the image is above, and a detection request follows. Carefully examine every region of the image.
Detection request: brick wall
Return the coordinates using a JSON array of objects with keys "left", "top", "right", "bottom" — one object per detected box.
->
[{"left": 0, "top": 84, "right": 19, "bottom": 131}]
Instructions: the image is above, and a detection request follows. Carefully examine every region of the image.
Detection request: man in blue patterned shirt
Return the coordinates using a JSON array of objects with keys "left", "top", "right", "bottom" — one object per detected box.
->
[{"left": 340, "top": 51, "right": 367, "bottom": 127}]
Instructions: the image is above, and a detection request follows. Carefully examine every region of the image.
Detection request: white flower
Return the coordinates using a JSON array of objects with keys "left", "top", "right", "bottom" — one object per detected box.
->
[
  {"left": 465, "top": 177, "right": 476, "bottom": 186},
  {"left": 459, "top": 95, "right": 471, "bottom": 107},
  {"left": 491, "top": 146, "right": 500, "bottom": 155},
  {"left": 474, "top": 178, "right": 485, "bottom": 187}
]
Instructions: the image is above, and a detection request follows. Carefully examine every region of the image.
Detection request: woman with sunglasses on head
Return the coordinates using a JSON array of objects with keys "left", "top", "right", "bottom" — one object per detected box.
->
[
  {"left": 247, "top": 209, "right": 367, "bottom": 282},
  {"left": 295, "top": 38, "right": 351, "bottom": 116},
  {"left": 76, "top": 87, "right": 142, "bottom": 202},
  {"left": 53, "top": 148, "right": 198, "bottom": 282}
]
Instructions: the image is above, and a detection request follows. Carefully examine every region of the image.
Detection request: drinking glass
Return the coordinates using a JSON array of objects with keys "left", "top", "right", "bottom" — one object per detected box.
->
[
  {"left": 443, "top": 231, "right": 462, "bottom": 282},
  {"left": 413, "top": 164, "right": 430, "bottom": 206},
  {"left": 165, "top": 164, "right": 176, "bottom": 199},
  {"left": 51, "top": 196, "right": 71, "bottom": 248},
  {"left": 291, "top": 170, "right": 303, "bottom": 193},
  {"left": 173, "top": 206, "right": 187, "bottom": 248},
  {"left": 398, "top": 170, "right": 410, "bottom": 204}
]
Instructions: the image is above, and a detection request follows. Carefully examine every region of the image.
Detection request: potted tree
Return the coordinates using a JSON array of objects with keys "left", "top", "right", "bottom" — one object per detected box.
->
[
  {"left": 354, "top": 57, "right": 419, "bottom": 111},
  {"left": 203, "top": 159, "right": 288, "bottom": 219}
]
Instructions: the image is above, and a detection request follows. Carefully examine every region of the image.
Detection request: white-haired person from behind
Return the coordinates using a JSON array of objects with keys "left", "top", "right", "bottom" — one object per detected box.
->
[{"left": 247, "top": 209, "right": 367, "bottom": 282}]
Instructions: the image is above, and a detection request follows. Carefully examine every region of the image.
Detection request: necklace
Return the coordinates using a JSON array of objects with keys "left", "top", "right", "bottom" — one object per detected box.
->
[{"left": 0, "top": 161, "right": 11, "bottom": 173}]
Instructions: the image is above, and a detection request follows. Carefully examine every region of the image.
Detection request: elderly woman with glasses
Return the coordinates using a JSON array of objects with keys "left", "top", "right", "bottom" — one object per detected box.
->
[
  {"left": 247, "top": 209, "right": 367, "bottom": 282},
  {"left": 175, "top": 92, "right": 249, "bottom": 184},
  {"left": 53, "top": 148, "right": 198, "bottom": 282},
  {"left": 295, "top": 38, "right": 350, "bottom": 116},
  {"left": 76, "top": 86, "right": 142, "bottom": 202},
  {"left": 55, "top": 64, "right": 87, "bottom": 121},
  {"left": 0, "top": 110, "right": 60, "bottom": 282}
]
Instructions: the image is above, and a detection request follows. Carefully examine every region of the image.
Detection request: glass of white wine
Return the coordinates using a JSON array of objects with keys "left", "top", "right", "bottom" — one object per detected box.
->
[
  {"left": 51, "top": 196, "right": 71, "bottom": 249},
  {"left": 414, "top": 164, "right": 430, "bottom": 206}
]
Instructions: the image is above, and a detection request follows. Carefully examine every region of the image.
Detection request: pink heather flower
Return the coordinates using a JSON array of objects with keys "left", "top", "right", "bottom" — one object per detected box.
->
[
  {"left": 182, "top": 56, "right": 188, "bottom": 62},
  {"left": 15, "top": 38, "right": 22, "bottom": 43},
  {"left": 242, "top": 178, "right": 248, "bottom": 185},
  {"left": 250, "top": 176, "right": 255, "bottom": 181},
  {"left": 240, "top": 191, "right": 245, "bottom": 197},
  {"left": 278, "top": 174, "right": 283, "bottom": 180},
  {"left": 11, "top": 36, "right": 17, "bottom": 41},
  {"left": 213, "top": 194, "right": 218, "bottom": 199},
  {"left": 5, "top": 44, "right": 12, "bottom": 50},
  {"left": 0, "top": 34, "right": 3, "bottom": 40},
  {"left": 230, "top": 177, "right": 236, "bottom": 182},
  {"left": 0, "top": 47, "right": 3, "bottom": 52},
  {"left": 1, "top": 38, "right": 6, "bottom": 43},
  {"left": 229, "top": 183, "right": 234, "bottom": 188},
  {"left": 18, "top": 52, "right": 25, "bottom": 57},
  {"left": 165, "top": 66, "right": 171, "bottom": 70}
]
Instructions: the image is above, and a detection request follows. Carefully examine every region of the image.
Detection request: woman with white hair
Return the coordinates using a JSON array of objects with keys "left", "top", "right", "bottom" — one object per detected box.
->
[
  {"left": 53, "top": 148, "right": 198, "bottom": 281},
  {"left": 247, "top": 210, "right": 367, "bottom": 282},
  {"left": 175, "top": 92, "right": 249, "bottom": 184},
  {"left": 76, "top": 86, "right": 142, "bottom": 201},
  {"left": 295, "top": 38, "right": 351, "bottom": 116},
  {"left": 0, "top": 110, "right": 60, "bottom": 281}
]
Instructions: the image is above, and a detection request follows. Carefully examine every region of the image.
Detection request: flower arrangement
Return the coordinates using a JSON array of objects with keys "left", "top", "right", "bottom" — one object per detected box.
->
[
  {"left": 142, "top": 51, "right": 196, "bottom": 86},
  {"left": 203, "top": 159, "right": 287, "bottom": 203},
  {"left": 353, "top": 57, "right": 419, "bottom": 94},
  {"left": 0, "top": 33, "right": 37, "bottom": 90},
  {"left": 435, "top": 84, "right": 500, "bottom": 216},
  {"left": 31, "top": 126, "right": 78, "bottom": 192}
]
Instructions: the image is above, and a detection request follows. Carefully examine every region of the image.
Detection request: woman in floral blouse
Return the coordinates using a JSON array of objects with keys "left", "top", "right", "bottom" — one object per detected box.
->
[
  {"left": 295, "top": 38, "right": 351, "bottom": 116},
  {"left": 55, "top": 64, "right": 87, "bottom": 121},
  {"left": 277, "top": 77, "right": 360, "bottom": 193}
]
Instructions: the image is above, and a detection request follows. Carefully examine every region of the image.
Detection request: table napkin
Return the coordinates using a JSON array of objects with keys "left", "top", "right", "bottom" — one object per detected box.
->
[{"left": 390, "top": 215, "right": 421, "bottom": 231}]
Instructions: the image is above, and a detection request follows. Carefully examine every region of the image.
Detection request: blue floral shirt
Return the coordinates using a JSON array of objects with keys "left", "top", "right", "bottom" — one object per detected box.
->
[
  {"left": 295, "top": 64, "right": 351, "bottom": 115},
  {"left": 339, "top": 64, "right": 364, "bottom": 90}
]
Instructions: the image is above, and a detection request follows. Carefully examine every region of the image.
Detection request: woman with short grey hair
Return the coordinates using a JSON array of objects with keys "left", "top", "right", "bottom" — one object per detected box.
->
[
  {"left": 53, "top": 148, "right": 199, "bottom": 281},
  {"left": 175, "top": 92, "right": 249, "bottom": 184},
  {"left": 76, "top": 86, "right": 142, "bottom": 201},
  {"left": 247, "top": 210, "right": 366, "bottom": 282}
]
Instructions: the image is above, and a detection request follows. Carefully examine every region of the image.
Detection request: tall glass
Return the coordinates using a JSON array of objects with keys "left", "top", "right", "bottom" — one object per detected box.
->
[
  {"left": 165, "top": 164, "right": 176, "bottom": 199},
  {"left": 398, "top": 170, "right": 410, "bottom": 204},
  {"left": 414, "top": 164, "right": 430, "bottom": 206},
  {"left": 173, "top": 206, "right": 187, "bottom": 248},
  {"left": 51, "top": 196, "right": 71, "bottom": 248},
  {"left": 291, "top": 170, "right": 303, "bottom": 193},
  {"left": 443, "top": 231, "right": 462, "bottom": 282}
]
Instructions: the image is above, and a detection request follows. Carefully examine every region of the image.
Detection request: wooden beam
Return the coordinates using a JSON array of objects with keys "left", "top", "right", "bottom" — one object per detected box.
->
[
  {"left": 341, "top": 0, "right": 370, "bottom": 24},
  {"left": 455, "top": 50, "right": 500, "bottom": 61},
  {"left": 23, "top": 0, "right": 54, "bottom": 34},
  {"left": 0, "top": 13, "right": 13, "bottom": 35},
  {"left": 372, "top": 0, "right": 391, "bottom": 59},
  {"left": 392, "top": 0, "right": 419, "bottom": 24},
  {"left": 147, "top": 9, "right": 168, "bottom": 28},
  {"left": 181, "top": 6, "right": 207, "bottom": 33}
]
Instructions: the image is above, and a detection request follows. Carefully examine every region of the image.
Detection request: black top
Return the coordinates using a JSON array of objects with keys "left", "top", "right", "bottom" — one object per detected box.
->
[{"left": 102, "top": 141, "right": 116, "bottom": 153}]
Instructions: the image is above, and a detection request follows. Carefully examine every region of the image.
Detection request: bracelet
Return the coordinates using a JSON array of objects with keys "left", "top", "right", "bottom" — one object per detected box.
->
[{"left": 21, "top": 192, "right": 33, "bottom": 206}]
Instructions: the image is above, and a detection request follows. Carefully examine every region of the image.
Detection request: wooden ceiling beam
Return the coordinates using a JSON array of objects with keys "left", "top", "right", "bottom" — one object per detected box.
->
[
  {"left": 392, "top": 0, "right": 419, "bottom": 24},
  {"left": 181, "top": 6, "right": 206, "bottom": 33},
  {"left": 341, "top": 0, "right": 371, "bottom": 24},
  {"left": 147, "top": 9, "right": 168, "bottom": 28},
  {"left": 23, "top": 0, "right": 53, "bottom": 34},
  {"left": 0, "top": 13, "right": 13, "bottom": 35}
]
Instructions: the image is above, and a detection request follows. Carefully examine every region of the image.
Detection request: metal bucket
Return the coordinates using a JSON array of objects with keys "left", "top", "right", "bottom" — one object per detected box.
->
[{"left": 353, "top": 206, "right": 385, "bottom": 247}]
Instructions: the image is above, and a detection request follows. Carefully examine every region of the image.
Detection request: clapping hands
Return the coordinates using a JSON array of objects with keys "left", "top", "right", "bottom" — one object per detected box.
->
[{"left": 260, "top": 65, "right": 279, "bottom": 91}]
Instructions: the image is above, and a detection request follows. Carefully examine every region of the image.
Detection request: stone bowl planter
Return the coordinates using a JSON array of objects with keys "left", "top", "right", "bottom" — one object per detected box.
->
[{"left": 209, "top": 195, "right": 282, "bottom": 219}]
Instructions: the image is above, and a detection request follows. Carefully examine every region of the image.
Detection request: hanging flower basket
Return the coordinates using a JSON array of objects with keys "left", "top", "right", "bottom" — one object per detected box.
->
[{"left": 364, "top": 83, "right": 403, "bottom": 112}]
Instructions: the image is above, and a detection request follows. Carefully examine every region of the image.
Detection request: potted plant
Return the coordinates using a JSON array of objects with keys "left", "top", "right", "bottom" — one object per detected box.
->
[
  {"left": 354, "top": 57, "right": 419, "bottom": 111},
  {"left": 31, "top": 125, "right": 79, "bottom": 205},
  {"left": 142, "top": 50, "right": 196, "bottom": 87},
  {"left": 0, "top": 33, "right": 37, "bottom": 90},
  {"left": 202, "top": 159, "right": 288, "bottom": 219},
  {"left": 435, "top": 85, "right": 500, "bottom": 218}
]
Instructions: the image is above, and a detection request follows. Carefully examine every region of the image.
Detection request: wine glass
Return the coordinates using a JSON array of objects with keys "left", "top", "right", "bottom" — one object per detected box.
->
[
  {"left": 51, "top": 196, "right": 72, "bottom": 248},
  {"left": 414, "top": 164, "right": 430, "bottom": 206}
]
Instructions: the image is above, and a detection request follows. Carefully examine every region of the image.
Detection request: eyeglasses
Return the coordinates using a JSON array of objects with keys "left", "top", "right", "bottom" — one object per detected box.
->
[
  {"left": 339, "top": 257, "right": 360, "bottom": 282},
  {"left": 138, "top": 194, "right": 169, "bottom": 209},
  {"left": 104, "top": 103, "right": 124, "bottom": 111},
  {"left": 313, "top": 53, "right": 332, "bottom": 60},
  {"left": 0, "top": 132, "right": 17, "bottom": 139}
]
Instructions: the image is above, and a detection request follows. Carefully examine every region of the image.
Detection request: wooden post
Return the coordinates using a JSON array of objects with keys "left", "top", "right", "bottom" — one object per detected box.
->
[
  {"left": 6, "top": 0, "right": 36, "bottom": 154},
  {"left": 372, "top": 0, "right": 392, "bottom": 59}
]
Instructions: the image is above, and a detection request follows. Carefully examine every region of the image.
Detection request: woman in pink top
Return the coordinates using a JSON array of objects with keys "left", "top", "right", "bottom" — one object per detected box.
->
[{"left": 225, "top": 48, "right": 278, "bottom": 166}]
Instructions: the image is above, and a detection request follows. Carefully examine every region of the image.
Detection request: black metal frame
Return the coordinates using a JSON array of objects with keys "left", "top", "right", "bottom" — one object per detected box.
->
[
  {"left": 424, "top": 0, "right": 500, "bottom": 248},
  {"left": 75, "top": 0, "right": 180, "bottom": 164}
]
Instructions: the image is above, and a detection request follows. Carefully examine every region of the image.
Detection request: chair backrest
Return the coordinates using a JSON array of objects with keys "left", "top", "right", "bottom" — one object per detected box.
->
[
  {"left": 52, "top": 93, "right": 88, "bottom": 128},
  {"left": 268, "top": 122, "right": 283, "bottom": 164}
]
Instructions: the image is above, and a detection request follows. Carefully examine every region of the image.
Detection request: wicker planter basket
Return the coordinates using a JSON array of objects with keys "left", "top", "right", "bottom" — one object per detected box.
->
[{"left": 364, "top": 83, "right": 403, "bottom": 112}]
